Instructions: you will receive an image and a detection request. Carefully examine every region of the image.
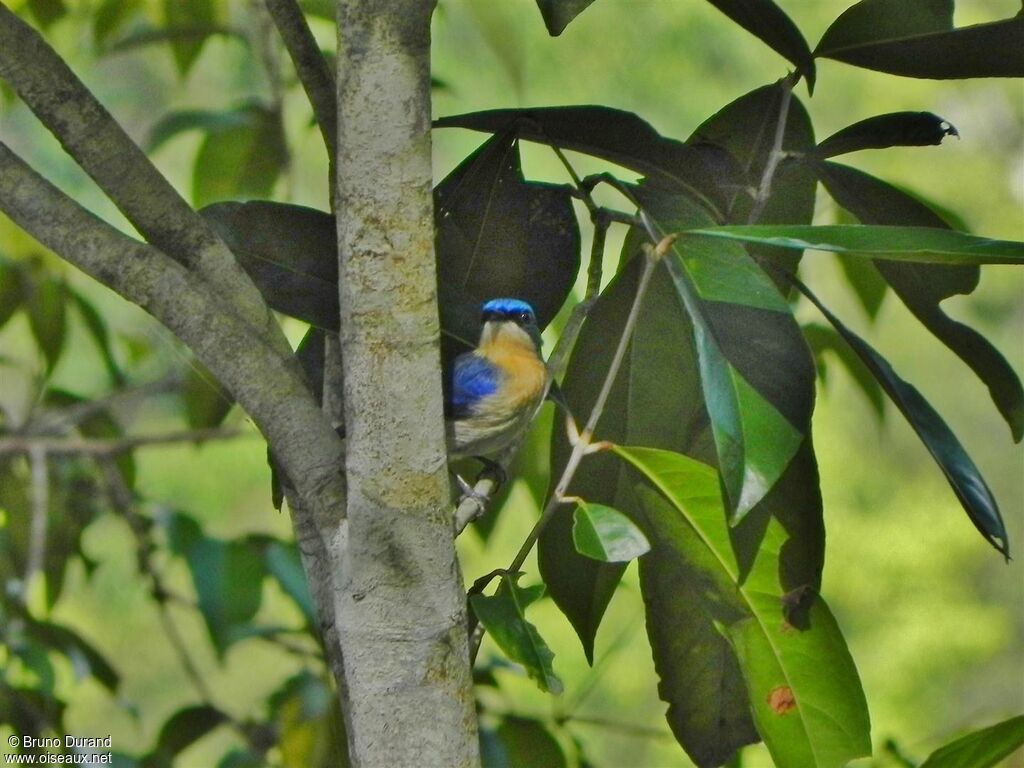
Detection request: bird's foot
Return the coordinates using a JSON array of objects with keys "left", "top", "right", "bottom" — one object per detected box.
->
[
  {"left": 474, "top": 457, "right": 507, "bottom": 490},
  {"left": 454, "top": 473, "right": 490, "bottom": 526}
]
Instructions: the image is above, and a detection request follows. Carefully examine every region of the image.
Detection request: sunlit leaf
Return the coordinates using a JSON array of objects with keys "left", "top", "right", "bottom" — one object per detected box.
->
[
  {"left": 615, "top": 445, "right": 871, "bottom": 768},
  {"left": 815, "top": 0, "right": 1024, "bottom": 79},
  {"left": 796, "top": 279, "right": 1009, "bottom": 558},
  {"left": 815, "top": 112, "right": 957, "bottom": 157},
  {"left": 571, "top": 501, "right": 650, "bottom": 562},
  {"left": 920, "top": 715, "right": 1024, "bottom": 768},
  {"left": 470, "top": 574, "right": 562, "bottom": 694}
]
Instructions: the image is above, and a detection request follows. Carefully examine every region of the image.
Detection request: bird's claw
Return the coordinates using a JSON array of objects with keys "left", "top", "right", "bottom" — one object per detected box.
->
[{"left": 455, "top": 473, "right": 490, "bottom": 524}]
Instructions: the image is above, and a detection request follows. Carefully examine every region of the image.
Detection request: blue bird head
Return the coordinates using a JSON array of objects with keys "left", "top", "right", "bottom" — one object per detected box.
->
[{"left": 479, "top": 298, "right": 542, "bottom": 350}]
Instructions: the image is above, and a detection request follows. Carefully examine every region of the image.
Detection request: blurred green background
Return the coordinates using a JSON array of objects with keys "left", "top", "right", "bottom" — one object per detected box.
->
[{"left": 0, "top": 1, "right": 1021, "bottom": 766}]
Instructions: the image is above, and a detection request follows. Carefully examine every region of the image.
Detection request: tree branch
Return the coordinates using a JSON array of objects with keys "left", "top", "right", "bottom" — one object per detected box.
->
[
  {"left": 0, "top": 429, "right": 244, "bottom": 456},
  {"left": 0, "top": 6, "right": 286, "bottom": 346},
  {"left": 264, "top": 0, "right": 337, "bottom": 160}
]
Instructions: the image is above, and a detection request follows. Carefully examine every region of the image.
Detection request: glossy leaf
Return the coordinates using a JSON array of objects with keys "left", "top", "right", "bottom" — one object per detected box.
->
[
  {"left": 920, "top": 715, "right": 1024, "bottom": 768},
  {"left": 470, "top": 574, "right": 562, "bottom": 694},
  {"left": 571, "top": 501, "right": 650, "bottom": 562},
  {"left": 645, "top": 191, "right": 812, "bottom": 520},
  {"left": 435, "top": 126, "right": 581, "bottom": 354},
  {"left": 436, "top": 106, "right": 740, "bottom": 215},
  {"left": 615, "top": 445, "right": 871, "bottom": 768},
  {"left": 193, "top": 104, "right": 287, "bottom": 207},
  {"left": 25, "top": 277, "right": 66, "bottom": 374},
  {"left": 684, "top": 224, "right": 1024, "bottom": 265},
  {"left": 815, "top": 0, "right": 1024, "bottom": 79},
  {"left": 163, "top": 0, "right": 216, "bottom": 75},
  {"left": 796, "top": 279, "right": 1009, "bottom": 558},
  {"left": 702, "top": 0, "right": 815, "bottom": 89},
  {"left": 535, "top": 0, "right": 597, "bottom": 35},
  {"left": 815, "top": 112, "right": 957, "bottom": 157},
  {"left": 817, "top": 161, "right": 1024, "bottom": 441}
]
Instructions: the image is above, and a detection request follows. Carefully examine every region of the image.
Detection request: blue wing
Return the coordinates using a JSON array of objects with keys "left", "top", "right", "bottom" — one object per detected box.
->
[{"left": 448, "top": 352, "right": 500, "bottom": 419}]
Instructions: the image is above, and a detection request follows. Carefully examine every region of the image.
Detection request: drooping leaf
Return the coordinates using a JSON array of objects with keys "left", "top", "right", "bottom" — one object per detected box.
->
[
  {"left": 25, "top": 276, "right": 66, "bottom": 374},
  {"left": 701, "top": 0, "right": 815, "bottom": 90},
  {"left": 683, "top": 224, "right": 1024, "bottom": 265},
  {"left": 643, "top": 190, "right": 813, "bottom": 520},
  {"left": 817, "top": 162, "right": 1024, "bottom": 441},
  {"left": 687, "top": 79, "right": 817, "bottom": 277},
  {"left": 815, "top": 0, "right": 1024, "bottom": 79},
  {"left": 795, "top": 279, "right": 1009, "bottom": 558},
  {"left": 535, "top": 0, "right": 597, "bottom": 35},
  {"left": 615, "top": 445, "right": 871, "bottom": 768},
  {"left": 571, "top": 501, "right": 650, "bottom": 562},
  {"left": 436, "top": 106, "right": 740, "bottom": 216},
  {"left": 802, "top": 323, "right": 885, "bottom": 418},
  {"left": 200, "top": 202, "right": 338, "bottom": 330},
  {"left": 815, "top": 112, "right": 957, "bottom": 157},
  {"left": 192, "top": 104, "right": 288, "bottom": 207},
  {"left": 919, "top": 715, "right": 1024, "bottom": 768},
  {"left": 163, "top": 0, "right": 216, "bottom": 75},
  {"left": 470, "top": 574, "right": 562, "bottom": 694},
  {"left": 435, "top": 125, "right": 581, "bottom": 354}
]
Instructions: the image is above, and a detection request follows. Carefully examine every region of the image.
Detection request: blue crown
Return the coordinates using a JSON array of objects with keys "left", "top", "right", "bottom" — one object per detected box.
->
[{"left": 481, "top": 298, "right": 535, "bottom": 318}]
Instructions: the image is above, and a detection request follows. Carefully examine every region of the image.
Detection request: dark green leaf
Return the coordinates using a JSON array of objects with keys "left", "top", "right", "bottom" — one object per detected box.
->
[
  {"left": 616, "top": 445, "right": 871, "bottom": 768},
  {"left": 105, "top": 24, "right": 242, "bottom": 57},
  {"left": 701, "top": 0, "right": 815, "bottom": 90},
  {"left": 69, "top": 290, "right": 124, "bottom": 386},
  {"left": 493, "top": 717, "right": 566, "bottom": 768},
  {"left": 193, "top": 104, "right": 288, "bottom": 207},
  {"left": 93, "top": 0, "right": 142, "bottom": 47},
  {"left": 201, "top": 202, "right": 338, "bottom": 330},
  {"left": 164, "top": 0, "right": 216, "bottom": 75},
  {"left": 0, "top": 686, "right": 66, "bottom": 737},
  {"left": 470, "top": 574, "right": 562, "bottom": 694},
  {"left": 149, "top": 705, "right": 228, "bottom": 761},
  {"left": 571, "top": 501, "right": 650, "bottom": 562},
  {"left": 21, "top": 618, "right": 119, "bottom": 692},
  {"left": 815, "top": 0, "right": 1024, "bottom": 79},
  {"left": 684, "top": 224, "right": 1024, "bottom": 264},
  {"left": 182, "top": 359, "right": 234, "bottom": 428},
  {"left": 0, "top": 260, "right": 24, "bottom": 329},
  {"left": 258, "top": 538, "right": 315, "bottom": 624},
  {"left": 435, "top": 126, "right": 580, "bottom": 355},
  {"left": 27, "top": 0, "right": 66, "bottom": 29},
  {"left": 817, "top": 162, "right": 1024, "bottom": 441},
  {"left": 26, "top": 277, "right": 66, "bottom": 374},
  {"left": 815, "top": 112, "right": 957, "bottom": 157},
  {"left": 147, "top": 108, "right": 256, "bottom": 153},
  {"left": 436, "top": 106, "right": 741, "bottom": 216},
  {"left": 299, "top": 0, "right": 334, "bottom": 19},
  {"left": 796, "top": 279, "right": 1009, "bottom": 558},
  {"left": 920, "top": 715, "right": 1024, "bottom": 768},
  {"left": 535, "top": 0, "right": 597, "bottom": 35},
  {"left": 836, "top": 253, "right": 887, "bottom": 320},
  {"left": 802, "top": 323, "right": 885, "bottom": 418}
]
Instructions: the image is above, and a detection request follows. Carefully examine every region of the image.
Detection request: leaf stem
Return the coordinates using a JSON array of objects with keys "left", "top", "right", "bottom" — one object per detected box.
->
[{"left": 747, "top": 73, "right": 797, "bottom": 225}]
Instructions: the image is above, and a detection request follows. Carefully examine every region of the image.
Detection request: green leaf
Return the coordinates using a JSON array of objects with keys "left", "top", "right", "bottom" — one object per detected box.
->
[
  {"left": 795, "top": 279, "right": 1010, "bottom": 558},
  {"left": 147, "top": 108, "right": 257, "bottom": 153},
  {"left": 69, "top": 289, "right": 124, "bottom": 386},
  {"left": 802, "top": 323, "right": 885, "bottom": 418},
  {"left": 815, "top": 0, "right": 1024, "bottom": 79},
  {"left": 535, "top": 0, "right": 597, "bottom": 35},
  {"left": 815, "top": 112, "right": 957, "bottom": 157},
  {"left": 571, "top": 501, "right": 650, "bottom": 562},
  {"left": 93, "top": 0, "right": 142, "bottom": 47},
  {"left": 105, "top": 24, "right": 243, "bottom": 57},
  {"left": 490, "top": 717, "right": 567, "bottom": 768},
  {"left": 470, "top": 574, "right": 562, "bottom": 694},
  {"left": 701, "top": 0, "right": 815, "bottom": 90},
  {"left": 836, "top": 252, "right": 888, "bottom": 321},
  {"left": 920, "top": 715, "right": 1024, "bottom": 768},
  {"left": 615, "top": 445, "right": 871, "bottom": 768},
  {"left": 21, "top": 618, "right": 119, "bottom": 693},
  {"left": 0, "top": 259, "right": 24, "bottom": 329},
  {"left": 683, "top": 224, "right": 1024, "bottom": 264},
  {"left": 146, "top": 705, "right": 228, "bottom": 764},
  {"left": 435, "top": 106, "right": 740, "bottom": 216},
  {"left": 256, "top": 537, "right": 315, "bottom": 625},
  {"left": 435, "top": 125, "right": 581, "bottom": 356},
  {"left": 817, "top": 162, "right": 1024, "bottom": 441},
  {"left": 192, "top": 104, "right": 288, "bottom": 207},
  {"left": 269, "top": 672, "right": 348, "bottom": 768},
  {"left": 687, "top": 79, "right": 817, "bottom": 278},
  {"left": 163, "top": 0, "right": 216, "bottom": 75},
  {"left": 25, "top": 277, "right": 66, "bottom": 374},
  {"left": 181, "top": 358, "right": 234, "bottom": 429},
  {"left": 201, "top": 202, "right": 338, "bottom": 330},
  {"left": 644, "top": 191, "right": 812, "bottom": 520},
  {"left": 26, "top": 0, "right": 66, "bottom": 29}
]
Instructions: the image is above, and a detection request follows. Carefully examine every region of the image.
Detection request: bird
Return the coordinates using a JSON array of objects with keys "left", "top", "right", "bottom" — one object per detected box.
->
[{"left": 445, "top": 298, "right": 550, "bottom": 463}]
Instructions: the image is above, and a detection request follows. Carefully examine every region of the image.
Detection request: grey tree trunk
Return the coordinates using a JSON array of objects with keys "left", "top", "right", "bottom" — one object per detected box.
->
[{"left": 332, "top": 1, "right": 480, "bottom": 766}]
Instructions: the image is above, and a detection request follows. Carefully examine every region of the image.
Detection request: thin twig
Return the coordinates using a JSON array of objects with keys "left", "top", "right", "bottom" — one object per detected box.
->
[
  {"left": 747, "top": 73, "right": 797, "bottom": 225},
  {"left": 0, "top": 429, "right": 245, "bottom": 457},
  {"left": 23, "top": 446, "right": 49, "bottom": 598},
  {"left": 263, "top": 0, "right": 337, "bottom": 159}
]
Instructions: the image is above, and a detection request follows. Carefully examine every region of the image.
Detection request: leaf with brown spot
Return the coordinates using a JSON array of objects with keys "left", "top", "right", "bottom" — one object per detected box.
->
[{"left": 768, "top": 686, "right": 796, "bottom": 715}]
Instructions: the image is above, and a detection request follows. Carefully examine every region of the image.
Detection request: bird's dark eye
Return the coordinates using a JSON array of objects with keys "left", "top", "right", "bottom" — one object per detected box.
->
[{"left": 516, "top": 311, "right": 532, "bottom": 325}]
